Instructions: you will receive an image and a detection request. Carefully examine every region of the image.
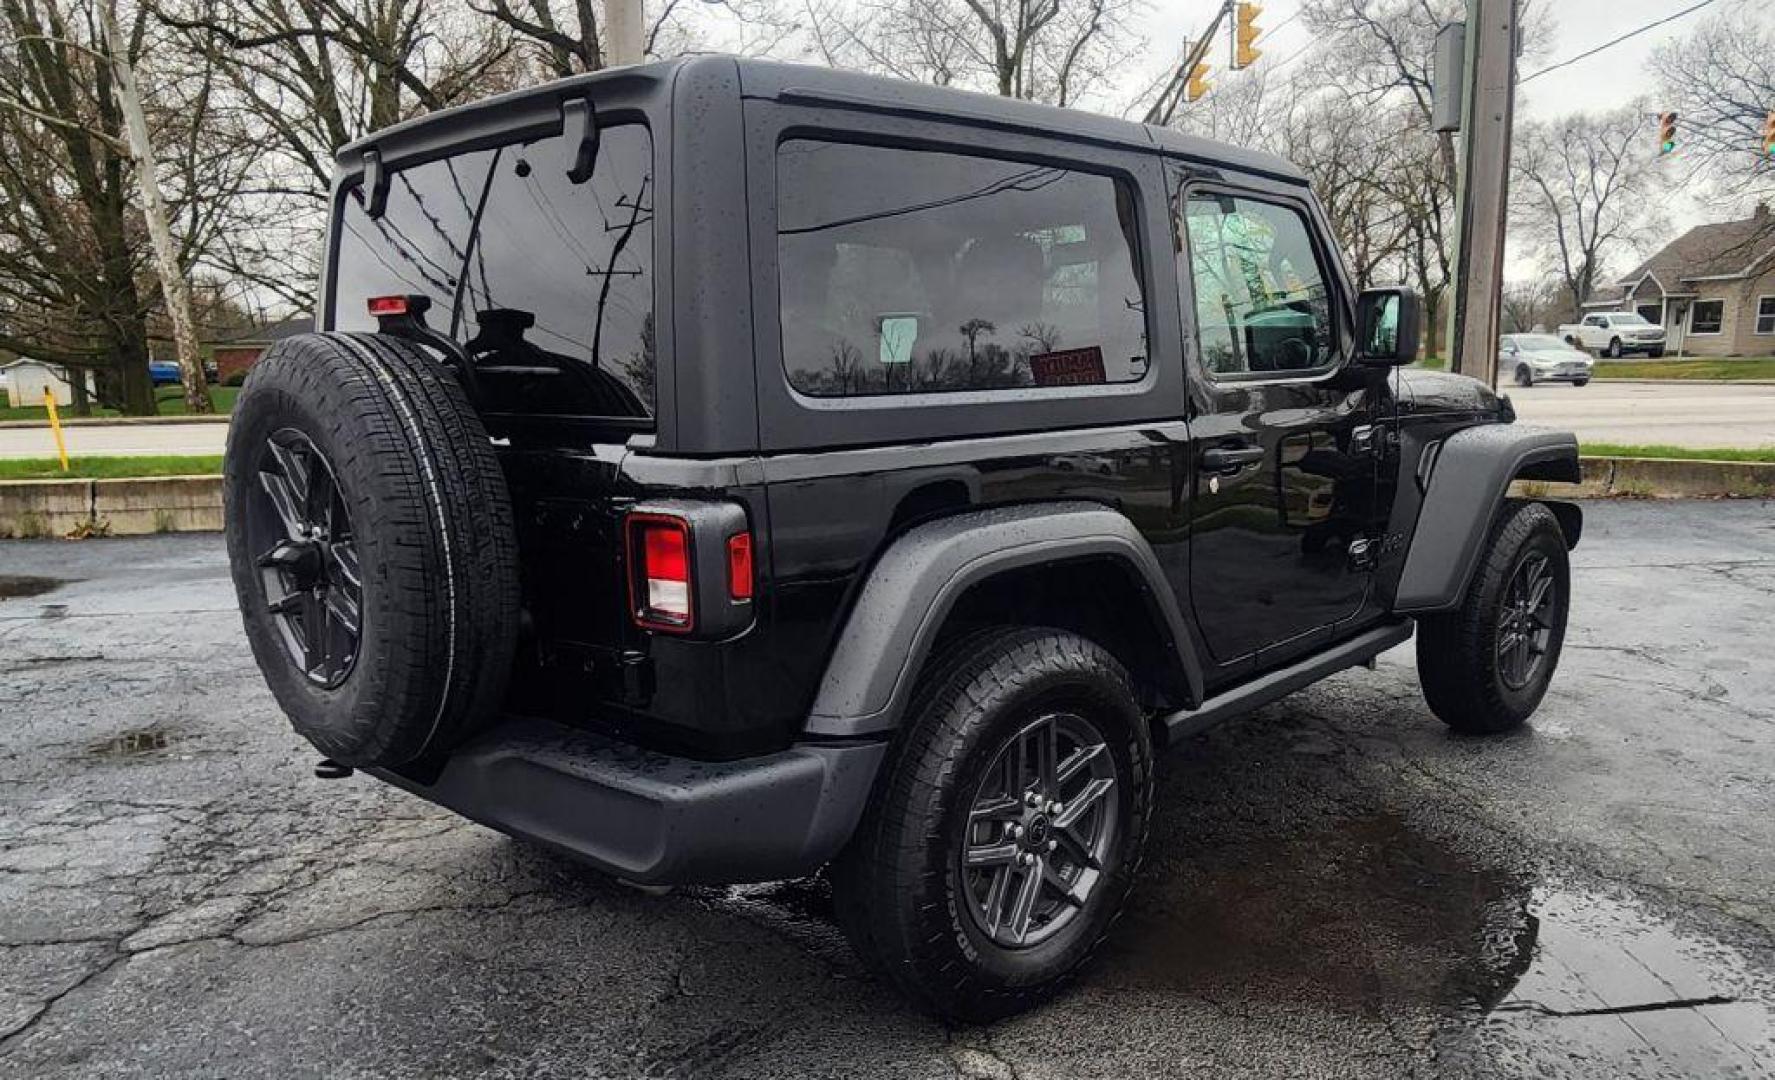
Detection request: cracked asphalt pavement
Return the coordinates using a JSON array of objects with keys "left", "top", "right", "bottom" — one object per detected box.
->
[{"left": 3, "top": 501, "right": 1774, "bottom": 1078}]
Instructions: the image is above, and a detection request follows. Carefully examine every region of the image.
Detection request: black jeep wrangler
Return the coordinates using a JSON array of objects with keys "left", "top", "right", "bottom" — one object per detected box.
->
[{"left": 224, "top": 57, "right": 1581, "bottom": 1021}]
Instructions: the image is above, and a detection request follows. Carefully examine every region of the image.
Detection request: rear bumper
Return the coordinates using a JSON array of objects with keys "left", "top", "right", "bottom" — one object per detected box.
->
[{"left": 372, "top": 718, "right": 887, "bottom": 885}]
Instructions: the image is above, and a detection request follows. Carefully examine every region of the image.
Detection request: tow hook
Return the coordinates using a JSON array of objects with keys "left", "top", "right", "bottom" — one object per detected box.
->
[{"left": 314, "top": 758, "right": 354, "bottom": 780}]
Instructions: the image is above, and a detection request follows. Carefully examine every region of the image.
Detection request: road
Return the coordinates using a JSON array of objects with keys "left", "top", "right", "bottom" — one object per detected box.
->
[
  {"left": 1508, "top": 379, "right": 1775, "bottom": 449},
  {"left": 1, "top": 380, "right": 1773, "bottom": 460},
  {"left": 2, "top": 504, "right": 1774, "bottom": 1078},
  {"left": 0, "top": 420, "right": 227, "bottom": 460}
]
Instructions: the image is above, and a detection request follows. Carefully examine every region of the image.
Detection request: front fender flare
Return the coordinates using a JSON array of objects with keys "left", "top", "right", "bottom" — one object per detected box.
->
[
  {"left": 802, "top": 501, "right": 1203, "bottom": 739},
  {"left": 1394, "top": 424, "right": 1580, "bottom": 614}
]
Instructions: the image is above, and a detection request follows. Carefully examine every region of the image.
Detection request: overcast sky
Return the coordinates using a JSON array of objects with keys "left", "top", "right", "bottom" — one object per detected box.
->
[{"left": 1126, "top": 0, "right": 1764, "bottom": 281}]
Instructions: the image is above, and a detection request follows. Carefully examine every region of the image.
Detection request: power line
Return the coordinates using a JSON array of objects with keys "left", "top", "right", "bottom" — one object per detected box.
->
[{"left": 1520, "top": 0, "right": 1719, "bottom": 84}]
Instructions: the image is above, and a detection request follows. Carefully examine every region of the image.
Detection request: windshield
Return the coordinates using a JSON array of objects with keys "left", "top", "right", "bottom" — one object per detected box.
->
[
  {"left": 1610, "top": 313, "right": 1649, "bottom": 326},
  {"left": 1510, "top": 335, "right": 1567, "bottom": 350}
]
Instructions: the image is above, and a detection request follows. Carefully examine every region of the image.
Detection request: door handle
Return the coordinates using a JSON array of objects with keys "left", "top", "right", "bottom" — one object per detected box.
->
[{"left": 1198, "top": 445, "right": 1265, "bottom": 473}]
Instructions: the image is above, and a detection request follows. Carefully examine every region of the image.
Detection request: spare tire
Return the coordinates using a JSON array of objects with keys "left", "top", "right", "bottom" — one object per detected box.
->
[{"left": 224, "top": 332, "right": 519, "bottom": 767}]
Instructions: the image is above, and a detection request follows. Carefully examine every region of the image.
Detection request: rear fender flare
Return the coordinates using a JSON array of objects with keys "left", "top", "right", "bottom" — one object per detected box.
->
[
  {"left": 1394, "top": 425, "right": 1581, "bottom": 613},
  {"left": 802, "top": 502, "right": 1203, "bottom": 738}
]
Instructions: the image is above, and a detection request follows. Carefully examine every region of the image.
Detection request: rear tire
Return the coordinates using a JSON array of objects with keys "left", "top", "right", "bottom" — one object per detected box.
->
[
  {"left": 1416, "top": 501, "right": 1569, "bottom": 735},
  {"left": 831, "top": 627, "right": 1154, "bottom": 1022},
  {"left": 224, "top": 333, "right": 520, "bottom": 767},
  {"left": 1573, "top": 378, "right": 1590, "bottom": 387},
  {"left": 1648, "top": 348, "right": 1665, "bottom": 359}
]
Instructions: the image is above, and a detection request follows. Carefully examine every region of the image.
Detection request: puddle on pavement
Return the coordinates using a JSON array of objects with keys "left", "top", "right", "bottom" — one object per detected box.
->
[
  {"left": 0, "top": 575, "right": 65, "bottom": 600},
  {"left": 1098, "top": 809, "right": 1773, "bottom": 1070},
  {"left": 1101, "top": 811, "right": 1540, "bottom": 1010},
  {"left": 87, "top": 728, "right": 176, "bottom": 758}
]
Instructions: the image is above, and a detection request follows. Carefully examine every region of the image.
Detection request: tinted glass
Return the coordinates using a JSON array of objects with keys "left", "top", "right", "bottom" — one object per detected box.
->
[
  {"left": 776, "top": 140, "right": 1148, "bottom": 397},
  {"left": 1179, "top": 193, "right": 1334, "bottom": 376},
  {"left": 461, "top": 125, "right": 654, "bottom": 418},
  {"left": 333, "top": 150, "right": 495, "bottom": 332}
]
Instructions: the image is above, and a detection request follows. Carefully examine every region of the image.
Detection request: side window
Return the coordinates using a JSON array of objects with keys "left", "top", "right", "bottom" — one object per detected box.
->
[
  {"left": 332, "top": 150, "right": 496, "bottom": 333},
  {"left": 1177, "top": 192, "right": 1335, "bottom": 377},
  {"left": 775, "top": 140, "right": 1149, "bottom": 397},
  {"left": 462, "top": 125, "right": 655, "bottom": 419}
]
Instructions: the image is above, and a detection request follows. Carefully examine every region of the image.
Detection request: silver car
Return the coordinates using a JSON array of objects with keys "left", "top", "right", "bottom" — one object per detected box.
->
[{"left": 1499, "top": 334, "right": 1594, "bottom": 387}]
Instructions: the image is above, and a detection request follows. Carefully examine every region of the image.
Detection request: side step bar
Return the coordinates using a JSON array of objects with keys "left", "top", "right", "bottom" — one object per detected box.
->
[{"left": 1157, "top": 620, "right": 1415, "bottom": 744}]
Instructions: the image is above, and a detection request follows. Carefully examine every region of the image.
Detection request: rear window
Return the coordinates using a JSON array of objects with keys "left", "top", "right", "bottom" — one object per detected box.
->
[
  {"left": 775, "top": 140, "right": 1148, "bottom": 397},
  {"left": 330, "top": 125, "right": 655, "bottom": 421}
]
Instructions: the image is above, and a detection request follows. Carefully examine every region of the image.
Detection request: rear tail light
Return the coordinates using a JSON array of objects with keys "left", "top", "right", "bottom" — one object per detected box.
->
[{"left": 627, "top": 514, "right": 693, "bottom": 632}]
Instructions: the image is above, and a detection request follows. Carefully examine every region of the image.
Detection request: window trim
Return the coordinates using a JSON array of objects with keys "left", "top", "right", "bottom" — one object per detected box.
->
[
  {"left": 771, "top": 133, "right": 1157, "bottom": 405},
  {"left": 1172, "top": 180, "right": 1350, "bottom": 387},
  {"left": 1688, "top": 298, "right": 1725, "bottom": 336},
  {"left": 1754, "top": 295, "right": 1775, "bottom": 336}
]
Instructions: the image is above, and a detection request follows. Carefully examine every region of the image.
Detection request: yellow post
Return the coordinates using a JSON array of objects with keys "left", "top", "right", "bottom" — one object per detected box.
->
[{"left": 43, "top": 386, "right": 69, "bottom": 472}]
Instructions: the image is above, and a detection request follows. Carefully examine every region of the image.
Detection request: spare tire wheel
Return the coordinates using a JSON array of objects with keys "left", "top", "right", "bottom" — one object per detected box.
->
[{"left": 224, "top": 332, "right": 520, "bottom": 768}]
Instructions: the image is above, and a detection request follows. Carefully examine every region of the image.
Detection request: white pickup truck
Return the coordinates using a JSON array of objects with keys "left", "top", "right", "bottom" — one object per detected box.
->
[{"left": 1557, "top": 312, "right": 1666, "bottom": 358}]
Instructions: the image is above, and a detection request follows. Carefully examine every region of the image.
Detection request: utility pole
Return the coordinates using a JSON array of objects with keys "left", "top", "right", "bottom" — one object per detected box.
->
[
  {"left": 98, "top": 4, "right": 212, "bottom": 414},
  {"left": 606, "top": 0, "right": 644, "bottom": 66},
  {"left": 1144, "top": 1, "right": 1234, "bottom": 127},
  {"left": 1445, "top": 0, "right": 1520, "bottom": 383}
]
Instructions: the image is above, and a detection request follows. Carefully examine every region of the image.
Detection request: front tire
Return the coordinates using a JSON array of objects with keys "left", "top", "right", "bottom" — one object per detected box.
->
[
  {"left": 1573, "top": 377, "right": 1590, "bottom": 387},
  {"left": 1515, "top": 364, "right": 1534, "bottom": 387},
  {"left": 1606, "top": 337, "right": 1623, "bottom": 358},
  {"left": 831, "top": 627, "right": 1154, "bottom": 1021},
  {"left": 1416, "top": 501, "right": 1569, "bottom": 735}
]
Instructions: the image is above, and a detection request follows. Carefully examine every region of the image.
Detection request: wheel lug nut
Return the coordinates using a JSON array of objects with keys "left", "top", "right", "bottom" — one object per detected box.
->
[
  {"left": 1047, "top": 801, "right": 1063, "bottom": 815},
  {"left": 1046, "top": 839, "right": 1058, "bottom": 852},
  {"left": 1024, "top": 791, "right": 1041, "bottom": 808},
  {"left": 1008, "top": 824, "right": 1023, "bottom": 840}
]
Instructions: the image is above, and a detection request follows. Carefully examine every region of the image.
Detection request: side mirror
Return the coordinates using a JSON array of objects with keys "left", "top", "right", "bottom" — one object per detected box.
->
[{"left": 1354, "top": 287, "right": 1421, "bottom": 367}]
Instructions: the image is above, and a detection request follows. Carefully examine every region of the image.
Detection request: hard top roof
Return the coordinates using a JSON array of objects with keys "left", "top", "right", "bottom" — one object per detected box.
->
[{"left": 336, "top": 56, "right": 1306, "bottom": 186}]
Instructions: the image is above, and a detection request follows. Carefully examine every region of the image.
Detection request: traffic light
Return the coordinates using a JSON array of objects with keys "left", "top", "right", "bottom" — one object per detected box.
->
[
  {"left": 1234, "top": 3, "right": 1263, "bottom": 69},
  {"left": 1187, "top": 60, "right": 1212, "bottom": 102},
  {"left": 1763, "top": 110, "right": 1775, "bottom": 158},
  {"left": 1657, "top": 112, "right": 1677, "bottom": 156}
]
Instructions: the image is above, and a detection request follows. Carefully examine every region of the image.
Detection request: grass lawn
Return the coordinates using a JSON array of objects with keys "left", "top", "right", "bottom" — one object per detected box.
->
[
  {"left": 0, "top": 455, "right": 223, "bottom": 481},
  {"left": 0, "top": 385, "right": 238, "bottom": 423},
  {"left": 1579, "top": 443, "right": 1775, "bottom": 463},
  {"left": 1594, "top": 358, "right": 1775, "bottom": 381}
]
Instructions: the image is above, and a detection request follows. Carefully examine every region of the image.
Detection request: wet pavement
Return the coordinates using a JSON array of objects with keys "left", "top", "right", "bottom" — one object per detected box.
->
[{"left": 2, "top": 502, "right": 1773, "bottom": 1078}]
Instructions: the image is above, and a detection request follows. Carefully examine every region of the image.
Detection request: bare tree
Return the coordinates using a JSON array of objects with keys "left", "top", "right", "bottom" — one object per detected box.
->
[
  {"left": 1512, "top": 103, "right": 1661, "bottom": 321},
  {"left": 0, "top": 0, "right": 246, "bottom": 414},
  {"left": 812, "top": 0, "right": 1141, "bottom": 107}
]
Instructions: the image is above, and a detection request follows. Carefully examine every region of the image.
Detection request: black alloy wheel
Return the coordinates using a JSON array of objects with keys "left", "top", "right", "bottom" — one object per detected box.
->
[
  {"left": 246, "top": 427, "right": 362, "bottom": 689},
  {"left": 1495, "top": 551, "right": 1556, "bottom": 691},
  {"left": 960, "top": 711, "right": 1119, "bottom": 948}
]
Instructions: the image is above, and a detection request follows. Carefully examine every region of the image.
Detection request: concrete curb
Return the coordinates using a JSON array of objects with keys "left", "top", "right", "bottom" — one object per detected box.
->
[
  {"left": 0, "top": 414, "right": 231, "bottom": 430},
  {"left": 1514, "top": 456, "right": 1775, "bottom": 501},
  {"left": 0, "top": 475, "right": 222, "bottom": 538},
  {"left": 2, "top": 455, "right": 1769, "bottom": 538}
]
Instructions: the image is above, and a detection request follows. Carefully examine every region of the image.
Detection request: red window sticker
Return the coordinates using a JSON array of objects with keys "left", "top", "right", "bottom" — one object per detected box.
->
[{"left": 1029, "top": 346, "right": 1108, "bottom": 387}]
